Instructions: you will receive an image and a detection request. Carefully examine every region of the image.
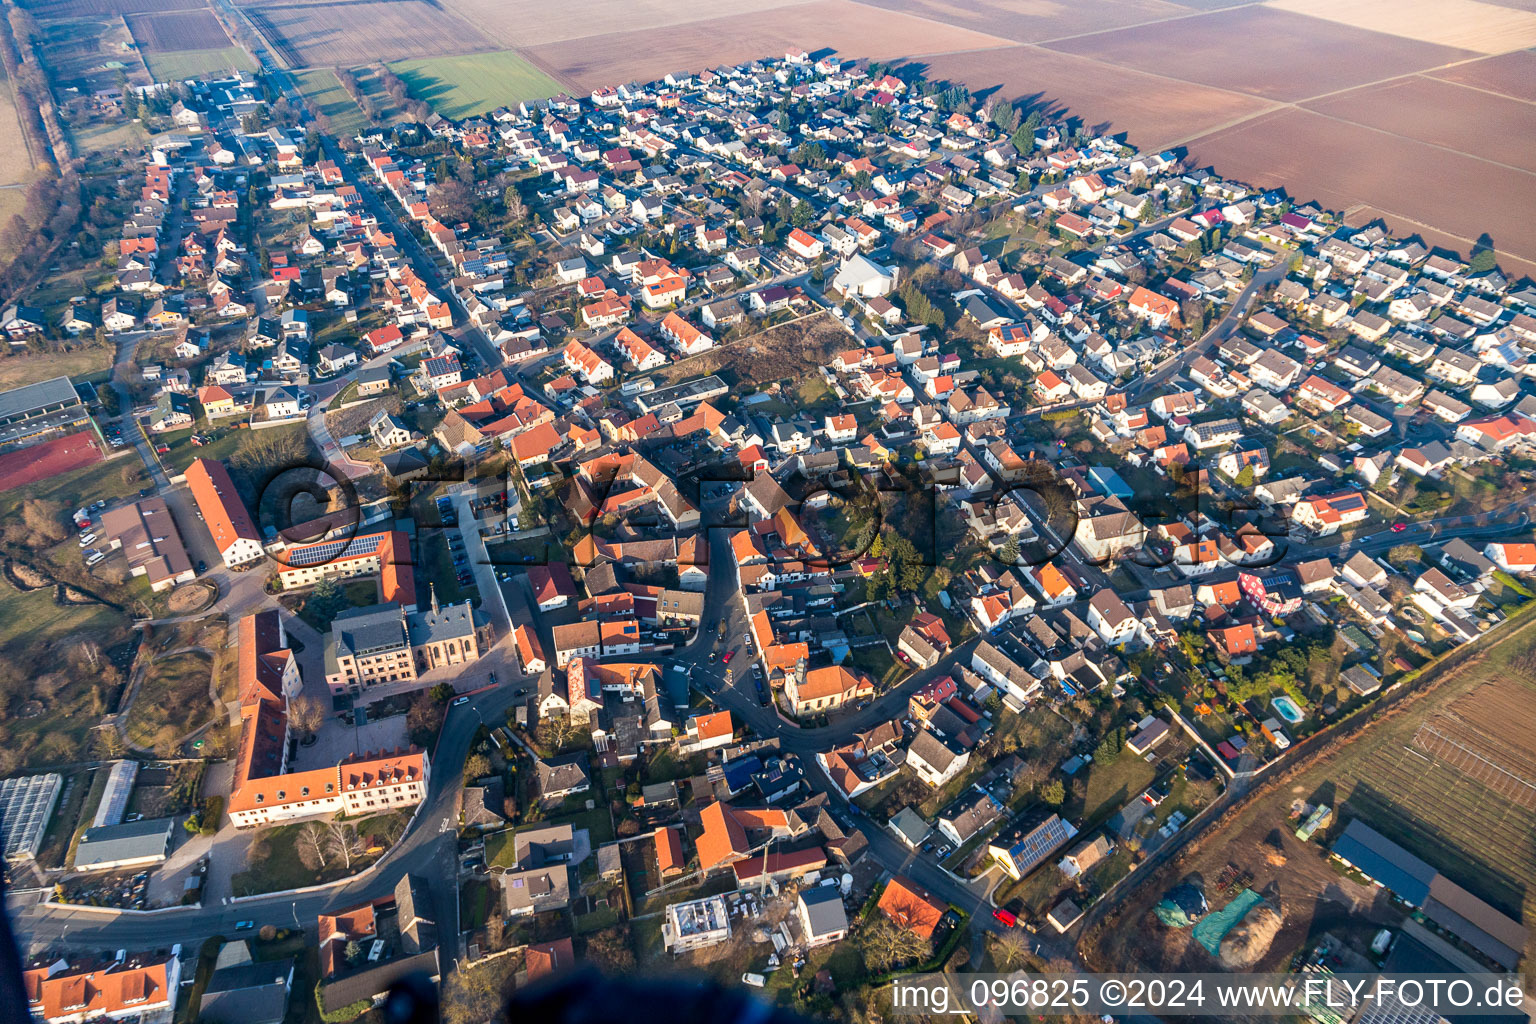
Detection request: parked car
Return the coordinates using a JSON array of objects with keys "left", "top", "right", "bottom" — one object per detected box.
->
[
  {"left": 992, "top": 908, "right": 1017, "bottom": 928},
  {"left": 451, "top": 696, "right": 470, "bottom": 707}
]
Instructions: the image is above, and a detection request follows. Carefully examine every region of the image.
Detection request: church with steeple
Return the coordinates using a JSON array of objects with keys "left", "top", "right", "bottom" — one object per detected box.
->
[{"left": 323, "top": 582, "right": 490, "bottom": 695}]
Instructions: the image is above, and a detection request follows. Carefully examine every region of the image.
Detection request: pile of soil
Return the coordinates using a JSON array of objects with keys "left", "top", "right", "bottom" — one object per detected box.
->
[
  {"left": 1219, "top": 902, "right": 1282, "bottom": 968},
  {"left": 4, "top": 559, "right": 53, "bottom": 591},
  {"left": 58, "top": 584, "right": 106, "bottom": 606}
]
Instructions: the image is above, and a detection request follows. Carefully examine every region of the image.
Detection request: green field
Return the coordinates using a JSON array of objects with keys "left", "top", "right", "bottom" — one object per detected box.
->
[
  {"left": 354, "top": 65, "right": 406, "bottom": 122},
  {"left": 143, "top": 47, "right": 254, "bottom": 83},
  {"left": 292, "top": 67, "right": 368, "bottom": 135},
  {"left": 388, "top": 51, "right": 562, "bottom": 119}
]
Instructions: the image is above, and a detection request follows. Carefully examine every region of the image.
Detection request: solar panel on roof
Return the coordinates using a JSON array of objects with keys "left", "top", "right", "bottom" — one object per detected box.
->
[{"left": 287, "top": 531, "right": 385, "bottom": 567}]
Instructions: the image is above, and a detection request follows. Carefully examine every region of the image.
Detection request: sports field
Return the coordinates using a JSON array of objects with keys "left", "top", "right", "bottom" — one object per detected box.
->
[{"left": 388, "top": 51, "right": 562, "bottom": 119}]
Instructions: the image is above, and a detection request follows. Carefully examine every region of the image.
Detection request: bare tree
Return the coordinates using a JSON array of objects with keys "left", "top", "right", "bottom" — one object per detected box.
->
[
  {"left": 297, "top": 821, "right": 329, "bottom": 871},
  {"left": 483, "top": 909, "right": 504, "bottom": 952},
  {"left": 545, "top": 714, "right": 576, "bottom": 751},
  {"left": 325, "top": 822, "right": 365, "bottom": 871},
  {"left": 288, "top": 695, "right": 324, "bottom": 739},
  {"left": 860, "top": 918, "right": 930, "bottom": 973},
  {"left": 990, "top": 928, "right": 1031, "bottom": 971}
]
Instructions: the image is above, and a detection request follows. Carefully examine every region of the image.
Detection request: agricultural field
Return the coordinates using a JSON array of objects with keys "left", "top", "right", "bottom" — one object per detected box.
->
[
  {"left": 142, "top": 46, "right": 254, "bottom": 82},
  {"left": 0, "top": 346, "right": 112, "bottom": 390},
  {"left": 0, "top": 70, "right": 36, "bottom": 186},
  {"left": 520, "top": 0, "right": 1012, "bottom": 96},
  {"left": 1043, "top": 5, "right": 1477, "bottom": 103},
  {"left": 854, "top": 0, "right": 1194, "bottom": 43},
  {"left": 917, "top": 45, "right": 1276, "bottom": 153},
  {"left": 1086, "top": 607, "right": 1536, "bottom": 975},
  {"left": 124, "top": 8, "right": 230, "bottom": 50},
  {"left": 388, "top": 50, "right": 562, "bottom": 119},
  {"left": 292, "top": 66, "right": 369, "bottom": 134},
  {"left": 21, "top": 0, "right": 205, "bottom": 15},
  {"left": 439, "top": 0, "right": 812, "bottom": 48},
  {"left": 1301, "top": 75, "right": 1536, "bottom": 174},
  {"left": 1182, "top": 107, "right": 1536, "bottom": 279},
  {"left": 246, "top": 0, "right": 493, "bottom": 67},
  {"left": 1266, "top": 0, "right": 1536, "bottom": 53},
  {"left": 1430, "top": 48, "right": 1536, "bottom": 102}
]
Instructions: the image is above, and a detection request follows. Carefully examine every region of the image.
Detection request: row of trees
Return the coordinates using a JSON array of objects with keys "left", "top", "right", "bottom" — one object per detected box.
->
[
  {"left": 333, "top": 68, "right": 379, "bottom": 124},
  {"left": 377, "top": 66, "right": 434, "bottom": 123}
]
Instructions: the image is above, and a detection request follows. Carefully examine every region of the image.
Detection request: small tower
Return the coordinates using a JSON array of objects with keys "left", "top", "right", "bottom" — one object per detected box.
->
[{"left": 429, "top": 582, "right": 439, "bottom": 616}]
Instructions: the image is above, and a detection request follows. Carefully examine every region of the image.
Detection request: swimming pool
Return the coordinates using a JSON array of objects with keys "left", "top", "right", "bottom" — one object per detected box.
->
[{"left": 1271, "top": 695, "right": 1304, "bottom": 724}]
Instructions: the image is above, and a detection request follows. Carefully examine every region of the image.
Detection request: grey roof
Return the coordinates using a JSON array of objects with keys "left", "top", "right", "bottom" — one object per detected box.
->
[
  {"left": 407, "top": 601, "right": 477, "bottom": 646},
  {"left": 73, "top": 816, "right": 175, "bottom": 869},
  {"left": 536, "top": 754, "right": 590, "bottom": 798},
  {"left": 0, "top": 375, "right": 80, "bottom": 422},
  {"left": 500, "top": 864, "right": 570, "bottom": 913},
  {"left": 907, "top": 727, "right": 963, "bottom": 774},
  {"left": 394, "top": 873, "right": 436, "bottom": 953},
  {"left": 798, "top": 885, "right": 848, "bottom": 937},
  {"left": 318, "top": 950, "right": 438, "bottom": 1014},
  {"left": 332, "top": 603, "right": 410, "bottom": 658},
  {"left": 200, "top": 959, "right": 294, "bottom": 1024},
  {"left": 1331, "top": 820, "right": 1435, "bottom": 904}
]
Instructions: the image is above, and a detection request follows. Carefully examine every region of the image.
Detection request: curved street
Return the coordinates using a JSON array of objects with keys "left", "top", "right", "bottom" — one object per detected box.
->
[{"left": 14, "top": 470, "right": 1533, "bottom": 970}]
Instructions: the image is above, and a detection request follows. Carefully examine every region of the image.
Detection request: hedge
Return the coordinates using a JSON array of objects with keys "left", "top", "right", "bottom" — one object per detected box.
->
[{"left": 315, "top": 981, "right": 372, "bottom": 1024}]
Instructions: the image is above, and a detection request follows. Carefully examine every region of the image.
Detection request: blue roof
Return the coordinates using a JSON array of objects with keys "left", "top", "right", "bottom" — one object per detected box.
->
[
  {"left": 1332, "top": 820, "right": 1435, "bottom": 904},
  {"left": 721, "top": 756, "right": 761, "bottom": 792},
  {"left": 1087, "top": 466, "right": 1135, "bottom": 499}
]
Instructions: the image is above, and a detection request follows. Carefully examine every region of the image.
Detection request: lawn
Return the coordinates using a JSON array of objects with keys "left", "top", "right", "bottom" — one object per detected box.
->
[
  {"left": 143, "top": 47, "right": 254, "bottom": 83},
  {"left": 388, "top": 51, "right": 562, "bottom": 119},
  {"left": 231, "top": 811, "right": 408, "bottom": 896},
  {"left": 159, "top": 422, "right": 310, "bottom": 485},
  {"left": 35, "top": 767, "right": 93, "bottom": 869},
  {"left": 485, "top": 806, "right": 616, "bottom": 868},
  {"left": 122, "top": 649, "right": 215, "bottom": 752},
  {"left": 0, "top": 584, "right": 133, "bottom": 770},
  {"left": 0, "top": 346, "right": 112, "bottom": 391},
  {"left": 0, "top": 450, "right": 146, "bottom": 521},
  {"left": 1074, "top": 752, "right": 1159, "bottom": 829},
  {"left": 70, "top": 120, "right": 151, "bottom": 159},
  {"left": 460, "top": 877, "right": 493, "bottom": 930},
  {"left": 292, "top": 67, "right": 369, "bottom": 136},
  {"left": 284, "top": 578, "right": 380, "bottom": 633}
]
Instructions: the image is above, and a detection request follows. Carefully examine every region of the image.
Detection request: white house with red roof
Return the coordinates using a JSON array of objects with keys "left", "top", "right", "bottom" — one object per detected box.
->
[
  {"left": 785, "top": 228, "right": 824, "bottom": 260},
  {"left": 1292, "top": 491, "right": 1368, "bottom": 536},
  {"left": 1126, "top": 286, "right": 1177, "bottom": 329}
]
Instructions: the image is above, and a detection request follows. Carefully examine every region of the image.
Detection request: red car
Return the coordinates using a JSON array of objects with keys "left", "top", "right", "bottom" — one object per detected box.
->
[
  {"left": 1390, "top": 522, "right": 1408, "bottom": 533},
  {"left": 722, "top": 650, "right": 734, "bottom": 665},
  {"left": 992, "top": 908, "right": 1017, "bottom": 928}
]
